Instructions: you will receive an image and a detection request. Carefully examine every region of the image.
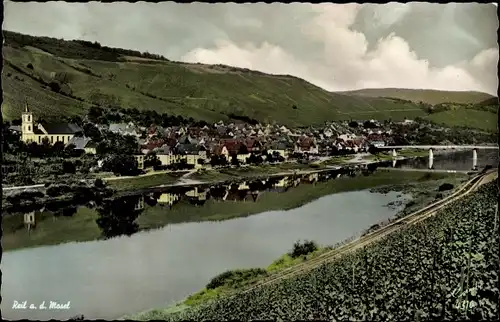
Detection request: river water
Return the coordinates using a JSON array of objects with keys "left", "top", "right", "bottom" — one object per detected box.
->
[{"left": 2, "top": 150, "right": 497, "bottom": 320}]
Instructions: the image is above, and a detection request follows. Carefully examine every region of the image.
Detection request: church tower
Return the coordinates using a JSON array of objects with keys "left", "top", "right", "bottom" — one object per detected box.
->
[{"left": 21, "top": 100, "right": 34, "bottom": 143}]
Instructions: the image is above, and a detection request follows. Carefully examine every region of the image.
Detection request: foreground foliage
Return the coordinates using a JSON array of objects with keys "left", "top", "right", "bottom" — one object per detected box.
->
[{"left": 166, "top": 181, "right": 499, "bottom": 321}]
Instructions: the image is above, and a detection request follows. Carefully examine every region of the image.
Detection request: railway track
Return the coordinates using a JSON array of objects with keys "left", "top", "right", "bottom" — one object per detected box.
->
[{"left": 235, "top": 171, "right": 493, "bottom": 296}]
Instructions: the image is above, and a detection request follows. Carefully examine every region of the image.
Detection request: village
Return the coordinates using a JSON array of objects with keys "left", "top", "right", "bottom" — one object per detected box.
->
[{"left": 2, "top": 103, "right": 482, "bottom": 189}]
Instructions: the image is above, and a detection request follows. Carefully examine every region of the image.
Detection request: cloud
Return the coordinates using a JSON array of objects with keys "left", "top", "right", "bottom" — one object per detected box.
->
[
  {"left": 183, "top": 4, "right": 498, "bottom": 95},
  {"left": 4, "top": 2, "right": 499, "bottom": 95}
]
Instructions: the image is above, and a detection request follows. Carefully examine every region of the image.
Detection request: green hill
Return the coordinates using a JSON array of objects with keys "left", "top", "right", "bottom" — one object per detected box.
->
[
  {"left": 338, "top": 88, "right": 495, "bottom": 105},
  {"left": 1, "top": 30, "right": 497, "bottom": 130}
]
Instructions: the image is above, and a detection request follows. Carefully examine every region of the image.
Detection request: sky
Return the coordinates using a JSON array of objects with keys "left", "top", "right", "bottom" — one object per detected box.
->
[{"left": 4, "top": 2, "right": 499, "bottom": 95}]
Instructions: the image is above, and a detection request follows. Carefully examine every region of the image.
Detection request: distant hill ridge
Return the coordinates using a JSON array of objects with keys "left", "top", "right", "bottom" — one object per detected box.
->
[
  {"left": 1, "top": 30, "right": 497, "bottom": 132},
  {"left": 338, "top": 88, "right": 495, "bottom": 105}
]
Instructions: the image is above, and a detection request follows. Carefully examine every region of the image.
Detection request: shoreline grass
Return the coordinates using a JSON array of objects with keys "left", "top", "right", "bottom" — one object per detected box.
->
[{"left": 105, "top": 172, "right": 186, "bottom": 191}]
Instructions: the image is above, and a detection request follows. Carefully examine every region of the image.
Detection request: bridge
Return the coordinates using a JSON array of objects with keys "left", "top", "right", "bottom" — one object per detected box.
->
[
  {"left": 378, "top": 145, "right": 498, "bottom": 150},
  {"left": 378, "top": 145, "right": 498, "bottom": 170}
]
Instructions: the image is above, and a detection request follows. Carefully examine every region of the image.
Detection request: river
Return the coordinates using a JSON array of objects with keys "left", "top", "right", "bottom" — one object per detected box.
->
[
  {"left": 2, "top": 150, "right": 497, "bottom": 320},
  {"left": 394, "top": 148, "right": 498, "bottom": 171}
]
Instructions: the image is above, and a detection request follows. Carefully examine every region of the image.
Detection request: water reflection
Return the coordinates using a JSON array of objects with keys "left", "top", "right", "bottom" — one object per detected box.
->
[
  {"left": 3, "top": 149, "right": 497, "bottom": 241},
  {"left": 4, "top": 169, "right": 361, "bottom": 241}
]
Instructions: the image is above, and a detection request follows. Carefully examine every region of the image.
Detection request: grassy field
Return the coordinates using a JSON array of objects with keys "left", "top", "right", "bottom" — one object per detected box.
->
[
  {"left": 424, "top": 108, "right": 498, "bottom": 132},
  {"left": 322, "top": 155, "right": 353, "bottom": 165},
  {"left": 2, "top": 170, "right": 464, "bottom": 252},
  {"left": 128, "top": 171, "right": 469, "bottom": 320},
  {"left": 190, "top": 163, "right": 316, "bottom": 182},
  {"left": 3, "top": 30, "right": 496, "bottom": 128},
  {"left": 103, "top": 164, "right": 317, "bottom": 191},
  {"left": 105, "top": 172, "right": 186, "bottom": 191}
]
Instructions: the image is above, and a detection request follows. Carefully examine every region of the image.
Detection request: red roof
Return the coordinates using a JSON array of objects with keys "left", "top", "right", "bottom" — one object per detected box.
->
[
  {"left": 216, "top": 139, "right": 246, "bottom": 155},
  {"left": 297, "top": 136, "right": 315, "bottom": 149},
  {"left": 243, "top": 138, "right": 262, "bottom": 152}
]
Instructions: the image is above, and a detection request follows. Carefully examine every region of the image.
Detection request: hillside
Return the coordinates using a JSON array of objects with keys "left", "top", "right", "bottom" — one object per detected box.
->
[
  {"left": 338, "top": 88, "right": 495, "bottom": 105},
  {"left": 1, "top": 31, "right": 497, "bottom": 130}
]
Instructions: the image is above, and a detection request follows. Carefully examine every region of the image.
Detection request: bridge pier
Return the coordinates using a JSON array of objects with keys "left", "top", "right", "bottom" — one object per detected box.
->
[
  {"left": 472, "top": 148, "right": 478, "bottom": 170},
  {"left": 428, "top": 148, "right": 434, "bottom": 169},
  {"left": 392, "top": 159, "right": 397, "bottom": 168},
  {"left": 392, "top": 149, "right": 397, "bottom": 158}
]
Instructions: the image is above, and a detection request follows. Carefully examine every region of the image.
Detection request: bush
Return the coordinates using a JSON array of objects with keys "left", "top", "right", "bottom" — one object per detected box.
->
[
  {"left": 288, "top": 240, "right": 318, "bottom": 259},
  {"left": 48, "top": 81, "right": 61, "bottom": 93},
  {"left": 62, "top": 161, "right": 76, "bottom": 174},
  {"left": 46, "top": 184, "right": 72, "bottom": 197},
  {"left": 206, "top": 268, "right": 268, "bottom": 290},
  {"left": 26, "top": 63, "right": 34, "bottom": 70},
  {"left": 94, "top": 178, "right": 105, "bottom": 188},
  {"left": 438, "top": 183, "right": 454, "bottom": 191}
]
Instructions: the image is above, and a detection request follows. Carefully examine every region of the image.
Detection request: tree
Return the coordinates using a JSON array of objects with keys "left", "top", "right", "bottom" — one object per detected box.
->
[
  {"left": 102, "top": 155, "right": 139, "bottom": 176},
  {"left": 231, "top": 154, "right": 240, "bottom": 166},
  {"left": 197, "top": 158, "right": 205, "bottom": 165},
  {"left": 368, "top": 145, "right": 380, "bottom": 155},
  {"left": 247, "top": 153, "right": 263, "bottom": 165},
  {"left": 53, "top": 141, "right": 66, "bottom": 156},
  {"left": 48, "top": 81, "right": 61, "bottom": 93},
  {"left": 83, "top": 123, "right": 102, "bottom": 141},
  {"left": 348, "top": 121, "right": 358, "bottom": 128},
  {"left": 210, "top": 155, "right": 228, "bottom": 167},
  {"left": 95, "top": 178, "right": 105, "bottom": 188},
  {"left": 144, "top": 152, "right": 161, "bottom": 168},
  {"left": 363, "top": 120, "right": 376, "bottom": 129},
  {"left": 62, "top": 161, "right": 76, "bottom": 174},
  {"left": 88, "top": 106, "right": 104, "bottom": 123}
]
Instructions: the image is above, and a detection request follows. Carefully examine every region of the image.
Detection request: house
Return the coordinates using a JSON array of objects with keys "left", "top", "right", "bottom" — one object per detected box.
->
[
  {"left": 243, "top": 138, "right": 263, "bottom": 154},
  {"left": 109, "top": 123, "right": 139, "bottom": 137},
  {"left": 178, "top": 135, "right": 199, "bottom": 145},
  {"left": 323, "top": 128, "right": 334, "bottom": 138},
  {"left": 338, "top": 133, "right": 356, "bottom": 141},
  {"left": 295, "top": 136, "right": 318, "bottom": 154},
  {"left": 9, "top": 125, "right": 22, "bottom": 133},
  {"left": 134, "top": 155, "right": 145, "bottom": 170},
  {"left": 267, "top": 142, "right": 289, "bottom": 159},
  {"left": 67, "top": 136, "right": 97, "bottom": 155},
  {"left": 175, "top": 143, "right": 207, "bottom": 168},
  {"left": 366, "top": 134, "right": 386, "bottom": 148},
  {"left": 156, "top": 146, "right": 183, "bottom": 167},
  {"left": 21, "top": 105, "right": 83, "bottom": 145}
]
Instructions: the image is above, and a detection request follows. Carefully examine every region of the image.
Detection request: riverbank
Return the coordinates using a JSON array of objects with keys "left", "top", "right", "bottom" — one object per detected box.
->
[
  {"left": 126, "top": 170, "right": 469, "bottom": 321},
  {"left": 1, "top": 170, "right": 463, "bottom": 252},
  {"left": 144, "top": 181, "right": 498, "bottom": 322},
  {"left": 105, "top": 172, "right": 186, "bottom": 191},
  {"left": 101, "top": 163, "right": 320, "bottom": 192}
]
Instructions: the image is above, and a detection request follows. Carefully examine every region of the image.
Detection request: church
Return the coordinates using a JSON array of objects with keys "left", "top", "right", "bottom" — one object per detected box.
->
[{"left": 21, "top": 104, "right": 83, "bottom": 145}]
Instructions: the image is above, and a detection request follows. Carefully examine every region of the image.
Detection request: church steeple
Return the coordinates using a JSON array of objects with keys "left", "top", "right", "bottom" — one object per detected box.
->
[{"left": 22, "top": 99, "right": 34, "bottom": 136}]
